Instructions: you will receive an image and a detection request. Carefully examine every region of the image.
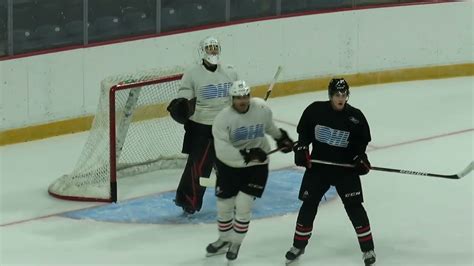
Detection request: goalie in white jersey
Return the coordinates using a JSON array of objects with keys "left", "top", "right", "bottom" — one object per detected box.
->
[
  {"left": 206, "top": 80, "right": 294, "bottom": 262},
  {"left": 167, "top": 36, "right": 239, "bottom": 214}
]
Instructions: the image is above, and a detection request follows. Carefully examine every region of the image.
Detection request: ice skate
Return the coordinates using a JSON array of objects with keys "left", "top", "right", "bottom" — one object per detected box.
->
[
  {"left": 285, "top": 246, "right": 305, "bottom": 265},
  {"left": 205, "top": 239, "right": 229, "bottom": 257},
  {"left": 363, "top": 250, "right": 376, "bottom": 265},
  {"left": 226, "top": 243, "right": 241, "bottom": 261}
]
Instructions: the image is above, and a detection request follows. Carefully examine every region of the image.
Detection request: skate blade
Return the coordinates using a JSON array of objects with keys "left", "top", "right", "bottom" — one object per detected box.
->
[
  {"left": 285, "top": 259, "right": 299, "bottom": 265},
  {"left": 205, "top": 249, "right": 227, "bottom": 257}
]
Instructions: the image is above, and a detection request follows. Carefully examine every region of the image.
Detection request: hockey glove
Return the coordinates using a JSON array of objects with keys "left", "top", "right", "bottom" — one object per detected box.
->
[
  {"left": 275, "top": 129, "right": 294, "bottom": 153},
  {"left": 167, "top": 98, "right": 191, "bottom": 124},
  {"left": 293, "top": 144, "right": 311, "bottom": 168},
  {"left": 240, "top": 148, "right": 267, "bottom": 165},
  {"left": 353, "top": 153, "right": 371, "bottom": 175}
]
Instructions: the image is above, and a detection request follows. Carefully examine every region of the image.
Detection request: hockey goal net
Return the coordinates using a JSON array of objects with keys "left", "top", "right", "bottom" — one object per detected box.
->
[{"left": 48, "top": 67, "right": 187, "bottom": 202}]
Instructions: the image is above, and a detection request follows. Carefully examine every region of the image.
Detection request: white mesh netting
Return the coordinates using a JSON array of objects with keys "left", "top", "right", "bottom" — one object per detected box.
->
[{"left": 48, "top": 67, "right": 187, "bottom": 201}]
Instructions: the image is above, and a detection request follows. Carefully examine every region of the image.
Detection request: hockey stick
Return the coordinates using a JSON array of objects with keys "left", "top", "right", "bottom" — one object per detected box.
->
[
  {"left": 310, "top": 159, "right": 474, "bottom": 180},
  {"left": 199, "top": 145, "right": 290, "bottom": 187},
  {"left": 264, "top": 65, "right": 283, "bottom": 101}
]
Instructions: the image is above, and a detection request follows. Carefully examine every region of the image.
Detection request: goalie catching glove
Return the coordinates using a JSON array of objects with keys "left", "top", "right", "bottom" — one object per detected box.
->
[
  {"left": 240, "top": 148, "right": 267, "bottom": 165},
  {"left": 353, "top": 153, "right": 371, "bottom": 175},
  {"left": 275, "top": 128, "right": 294, "bottom": 153},
  {"left": 167, "top": 97, "right": 194, "bottom": 124}
]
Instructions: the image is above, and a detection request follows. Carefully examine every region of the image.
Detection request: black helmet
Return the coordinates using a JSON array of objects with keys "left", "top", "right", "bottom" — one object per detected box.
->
[{"left": 328, "top": 78, "right": 350, "bottom": 97}]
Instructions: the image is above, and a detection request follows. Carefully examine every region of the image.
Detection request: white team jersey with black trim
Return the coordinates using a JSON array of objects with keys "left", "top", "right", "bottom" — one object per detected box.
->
[
  {"left": 178, "top": 64, "right": 239, "bottom": 125},
  {"left": 213, "top": 98, "right": 282, "bottom": 168}
]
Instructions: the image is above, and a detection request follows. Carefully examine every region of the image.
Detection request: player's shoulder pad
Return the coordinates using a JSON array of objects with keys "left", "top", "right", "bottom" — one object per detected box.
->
[
  {"left": 307, "top": 100, "right": 325, "bottom": 110},
  {"left": 345, "top": 103, "right": 363, "bottom": 116},
  {"left": 312, "top": 100, "right": 326, "bottom": 106},
  {"left": 214, "top": 105, "right": 232, "bottom": 121},
  {"left": 183, "top": 64, "right": 200, "bottom": 75},
  {"left": 222, "top": 65, "right": 238, "bottom": 75},
  {"left": 251, "top": 97, "right": 269, "bottom": 108},
  {"left": 345, "top": 104, "right": 366, "bottom": 124},
  {"left": 188, "top": 63, "right": 201, "bottom": 70},
  {"left": 221, "top": 105, "right": 233, "bottom": 113},
  {"left": 222, "top": 64, "right": 235, "bottom": 70}
]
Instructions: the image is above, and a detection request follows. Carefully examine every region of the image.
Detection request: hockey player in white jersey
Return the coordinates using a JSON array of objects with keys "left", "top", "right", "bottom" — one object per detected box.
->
[
  {"left": 206, "top": 80, "right": 294, "bottom": 262},
  {"left": 167, "top": 36, "right": 239, "bottom": 214}
]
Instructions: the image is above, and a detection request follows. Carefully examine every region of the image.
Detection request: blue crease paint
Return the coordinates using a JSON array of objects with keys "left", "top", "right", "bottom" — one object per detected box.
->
[{"left": 62, "top": 168, "right": 337, "bottom": 224}]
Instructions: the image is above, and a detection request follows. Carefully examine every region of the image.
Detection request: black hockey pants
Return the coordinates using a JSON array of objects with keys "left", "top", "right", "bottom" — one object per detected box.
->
[{"left": 292, "top": 170, "right": 375, "bottom": 252}]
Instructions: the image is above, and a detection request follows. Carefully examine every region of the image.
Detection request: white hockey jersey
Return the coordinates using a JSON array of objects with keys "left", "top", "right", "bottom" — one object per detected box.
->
[
  {"left": 178, "top": 64, "right": 239, "bottom": 125},
  {"left": 212, "top": 97, "right": 282, "bottom": 168}
]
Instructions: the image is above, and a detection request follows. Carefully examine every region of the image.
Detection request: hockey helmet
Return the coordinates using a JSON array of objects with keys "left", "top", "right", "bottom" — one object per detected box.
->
[
  {"left": 328, "top": 78, "right": 350, "bottom": 97},
  {"left": 229, "top": 80, "right": 251, "bottom": 98},
  {"left": 199, "top": 36, "right": 221, "bottom": 65}
]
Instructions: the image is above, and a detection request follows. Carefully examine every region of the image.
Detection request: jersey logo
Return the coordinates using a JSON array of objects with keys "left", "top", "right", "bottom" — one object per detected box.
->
[
  {"left": 349, "top": 116, "right": 359, "bottom": 124},
  {"left": 232, "top": 124, "right": 264, "bottom": 142},
  {"left": 302, "top": 190, "right": 310, "bottom": 199},
  {"left": 314, "top": 125, "right": 350, "bottom": 148},
  {"left": 200, "top": 82, "right": 232, "bottom": 99},
  {"left": 344, "top": 191, "right": 361, "bottom": 198}
]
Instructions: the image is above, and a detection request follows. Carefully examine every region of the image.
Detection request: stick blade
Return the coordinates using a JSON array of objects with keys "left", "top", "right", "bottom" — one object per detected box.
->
[
  {"left": 199, "top": 177, "right": 216, "bottom": 187},
  {"left": 457, "top": 161, "right": 474, "bottom": 179},
  {"left": 264, "top": 66, "right": 283, "bottom": 101}
]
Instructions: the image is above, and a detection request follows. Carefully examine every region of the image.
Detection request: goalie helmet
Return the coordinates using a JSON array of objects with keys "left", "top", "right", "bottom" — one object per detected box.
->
[
  {"left": 199, "top": 36, "right": 221, "bottom": 65},
  {"left": 229, "top": 80, "right": 251, "bottom": 97},
  {"left": 328, "top": 78, "right": 350, "bottom": 97}
]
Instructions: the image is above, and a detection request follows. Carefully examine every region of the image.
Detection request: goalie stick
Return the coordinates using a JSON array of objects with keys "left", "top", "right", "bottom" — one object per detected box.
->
[
  {"left": 199, "top": 145, "right": 290, "bottom": 187},
  {"left": 264, "top": 65, "right": 283, "bottom": 101},
  {"left": 310, "top": 159, "right": 474, "bottom": 180}
]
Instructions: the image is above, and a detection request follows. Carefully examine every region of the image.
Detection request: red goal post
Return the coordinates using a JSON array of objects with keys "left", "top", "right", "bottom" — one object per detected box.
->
[{"left": 48, "top": 67, "right": 187, "bottom": 202}]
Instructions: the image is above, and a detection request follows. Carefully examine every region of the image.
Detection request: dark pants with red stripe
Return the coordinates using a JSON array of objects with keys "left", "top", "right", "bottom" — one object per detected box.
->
[
  {"left": 292, "top": 165, "right": 375, "bottom": 252},
  {"left": 175, "top": 120, "right": 215, "bottom": 213}
]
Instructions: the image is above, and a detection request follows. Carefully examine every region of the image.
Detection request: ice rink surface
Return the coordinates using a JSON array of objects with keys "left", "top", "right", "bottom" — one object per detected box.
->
[{"left": 1, "top": 77, "right": 473, "bottom": 265}]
